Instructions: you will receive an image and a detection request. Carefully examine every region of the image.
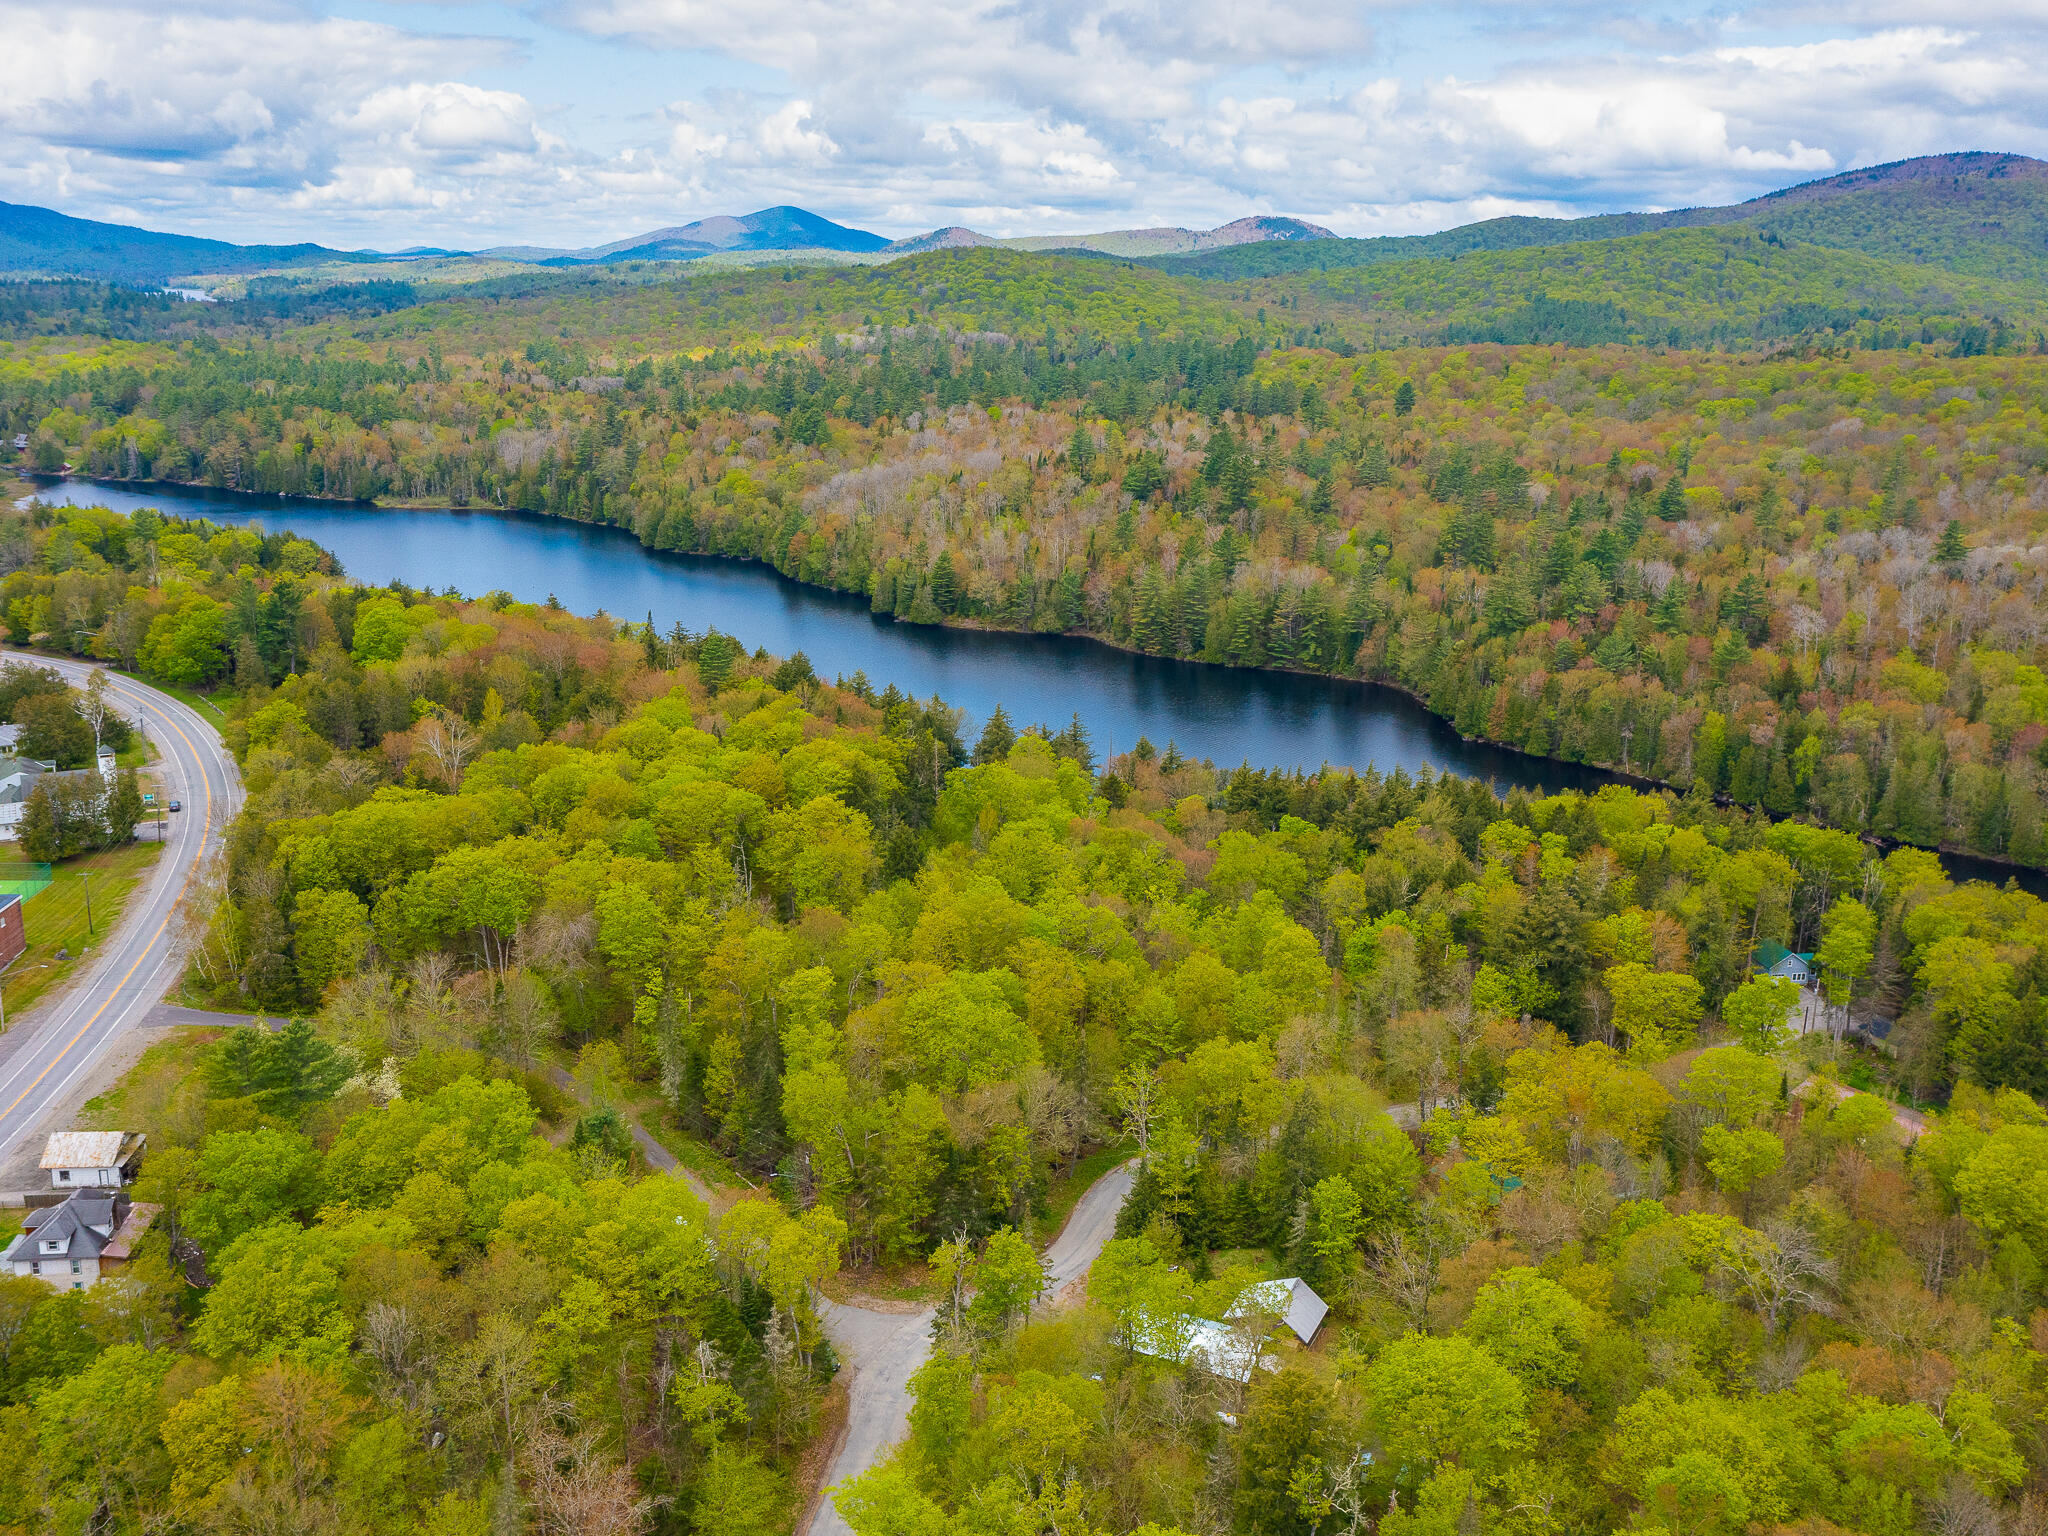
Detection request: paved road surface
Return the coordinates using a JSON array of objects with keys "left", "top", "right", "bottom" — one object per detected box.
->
[
  {"left": 805, "top": 1160, "right": 1135, "bottom": 1536},
  {"left": 0, "top": 654, "right": 239, "bottom": 1170}
]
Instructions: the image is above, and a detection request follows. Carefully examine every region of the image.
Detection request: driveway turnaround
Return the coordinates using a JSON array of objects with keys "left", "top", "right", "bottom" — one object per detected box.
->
[{"left": 805, "top": 1160, "right": 1136, "bottom": 1536}]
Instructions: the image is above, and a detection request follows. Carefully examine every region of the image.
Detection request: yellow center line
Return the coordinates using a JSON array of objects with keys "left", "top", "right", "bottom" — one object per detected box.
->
[{"left": 0, "top": 682, "right": 219, "bottom": 1130}]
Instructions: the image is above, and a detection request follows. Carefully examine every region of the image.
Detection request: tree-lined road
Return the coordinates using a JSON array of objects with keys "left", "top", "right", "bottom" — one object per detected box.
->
[
  {"left": 805, "top": 1160, "right": 1135, "bottom": 1536},
  {"left": 0, "top": 654, "right": 239, "bottom": 1174}
]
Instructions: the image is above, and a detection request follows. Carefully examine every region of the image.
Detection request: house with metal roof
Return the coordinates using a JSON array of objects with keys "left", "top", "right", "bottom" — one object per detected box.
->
[
  {"left": 1753, "top": 942, "right": 1814, "bottom": 986},
  {"left": 41, "top": 1130, "right": 147, "bottom": 1189},
  {"left": 1753, "top": 942, "right": 1846, "bottom": 1037},
  {"left": 2, "top": 1189, "right": 158, "bottom": 1290},
  {"left": 1130, "top": 1277, "right": 1330, "bottom": 1381},
  {"left": 1230, "top": 1277, "right": 1330, "bottom": 1346}
]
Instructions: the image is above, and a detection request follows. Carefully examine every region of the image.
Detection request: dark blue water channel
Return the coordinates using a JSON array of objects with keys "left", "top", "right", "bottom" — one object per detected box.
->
[{"left": 30, "top": 476, "right": 1611, "bottom": 790}]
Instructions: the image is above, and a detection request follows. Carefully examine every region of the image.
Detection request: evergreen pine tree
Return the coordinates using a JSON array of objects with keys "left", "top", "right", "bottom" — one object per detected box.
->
[
  {"left": 1657, "top": 474, "right": 1687, "bottom": 520},
  {"left": 972, "top": 706, "right": 1017, "bottom": 765},
  {"left": 1483, "top": 568, "right": 1534, "bottom": 637},
  {"left": 1653, "top": 580, "right": 1686, "bottom": 632},
  {"left": 1936, "top": 519, "right": 1967, "bottom": 564},
  {"left": 1393, "top": 378, "right": 1416, "bottom": 416},
  {"left": 929, "top": 552, "right": 961, "bottom": 615},
  {"left": 1357, "top": 439, "right": 1391, "bottom": 487}
]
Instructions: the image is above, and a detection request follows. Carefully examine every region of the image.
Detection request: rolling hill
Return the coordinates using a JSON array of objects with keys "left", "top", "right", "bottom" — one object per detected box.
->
[
  {"left": 0, "top": 199, "right": 370, "bottom": 284},
  {"left": 1156, "top": 152, "right": 2048, "bottom": 284}
]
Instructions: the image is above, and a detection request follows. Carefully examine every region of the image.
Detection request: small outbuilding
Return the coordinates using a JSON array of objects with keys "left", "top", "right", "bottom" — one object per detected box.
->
[{"left": 41, "top": 1130, "right": 147, "bottom": 1190}]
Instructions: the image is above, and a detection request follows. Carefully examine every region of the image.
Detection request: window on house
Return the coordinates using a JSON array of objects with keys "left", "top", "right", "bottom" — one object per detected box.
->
[
  {"left": 57, "top": 1170, "right": 69, "bottom": 1181},
  {"left": 70, "top": 1260, "right": 79, "bottom": 1274}
]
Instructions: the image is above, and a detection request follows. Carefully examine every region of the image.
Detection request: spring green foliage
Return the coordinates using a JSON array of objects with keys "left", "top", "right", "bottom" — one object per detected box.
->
[
  {"left": 3, "top": 505, "right": 2047, "bottom": 1534},
  {"left": 9, "top": 239, "right": 2048, "bottom": 873}
]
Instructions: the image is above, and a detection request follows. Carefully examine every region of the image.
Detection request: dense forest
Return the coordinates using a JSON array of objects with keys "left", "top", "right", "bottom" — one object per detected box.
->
[
  {"left": 6, "top": 246, "right": 2048, "bottom": 869},
  {"left": 1, "top": 502, "right": 2047, "bottom": 1534}
]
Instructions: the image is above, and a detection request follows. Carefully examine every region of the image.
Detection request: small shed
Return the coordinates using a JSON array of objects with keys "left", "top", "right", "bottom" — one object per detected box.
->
[
  {"left": 41, "top": 1130, "right": 146, "bottom": 1190},
  {"left": 1754, "top": 942, "right": 1814, "bottom": 986}
]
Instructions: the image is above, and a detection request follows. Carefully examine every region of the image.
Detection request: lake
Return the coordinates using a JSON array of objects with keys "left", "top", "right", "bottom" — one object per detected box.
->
[
  {"left": 27, "top": 477, "right": 2048, "bottom": 891},
  {"left": 28, "top": 477, "right": 1614, "bottom": 791}
]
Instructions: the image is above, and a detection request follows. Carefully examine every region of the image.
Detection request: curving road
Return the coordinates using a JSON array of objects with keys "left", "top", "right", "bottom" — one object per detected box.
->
[
  {"left": 0, "top": 653, "right": 240, "bottom": 1172},
  {"left": 807, "top": 1160, "right": 1135, "bottom": 1536}
]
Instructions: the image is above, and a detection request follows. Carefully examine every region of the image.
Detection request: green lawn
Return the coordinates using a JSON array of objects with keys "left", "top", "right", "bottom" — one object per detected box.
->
[
  {"left": 2, "top": 841, "right": 166, "bottom": 1021},
  {"left": 134, "top": 678, "right": 233, "bottom": 734},
  {"left": 77, "top": 1024, "right": 222, "bottom": 1143}
]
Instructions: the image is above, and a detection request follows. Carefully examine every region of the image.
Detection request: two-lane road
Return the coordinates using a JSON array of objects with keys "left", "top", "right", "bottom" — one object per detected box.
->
[{"left": 0, "top": 653, "right": 240, "bottom": 1171}]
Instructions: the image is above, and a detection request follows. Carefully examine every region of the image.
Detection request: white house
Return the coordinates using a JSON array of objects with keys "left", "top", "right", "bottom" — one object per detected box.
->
[
  {"left": 41, "top": 1130, "right": 146, "bottom": 1189},
  {"left": 1132, "top": 1278, "right": 1330, "bottom": 1382},
  {"left": 0, "top": 755, "right": 117, "bottom": 840},
  {"left": 1, "top": 1190, "right": 158, "bottom": 1290}
]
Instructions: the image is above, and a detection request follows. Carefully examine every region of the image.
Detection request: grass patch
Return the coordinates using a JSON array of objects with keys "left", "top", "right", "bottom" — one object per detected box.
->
[
  {"left": 77, "top": 1024, "right": 223, "bottom": 1145},
  {"left": 143, "top": 679, "right": 234, "bottom": 732},
  {"left": 2, "top": 840, "right": 165, "bottom": 1021},
  {"left": 820, "top": 1259, "right": 939, "bottom": 1306},
  {"left": 1039, "top": 1140, "right": 1135, "bottom": 1242}
]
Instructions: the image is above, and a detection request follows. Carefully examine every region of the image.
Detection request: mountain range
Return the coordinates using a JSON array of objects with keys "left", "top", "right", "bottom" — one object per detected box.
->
[
  {"left": 0, "top": 152, "right": 2043, "bottom": 288},
  {"left": 1154, "top": 151, "right": 2048, "bottom": 285}
]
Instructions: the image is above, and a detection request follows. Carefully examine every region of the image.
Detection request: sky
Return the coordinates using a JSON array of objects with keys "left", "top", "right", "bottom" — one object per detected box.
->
[{"left": 2, "top": 0, "right": 2045, "bottom": 250}]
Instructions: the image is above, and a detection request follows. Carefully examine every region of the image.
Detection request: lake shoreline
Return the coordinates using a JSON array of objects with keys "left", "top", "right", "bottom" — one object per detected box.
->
[{"left": 22, "top": 473, "right": 2046, "bottom": 893}]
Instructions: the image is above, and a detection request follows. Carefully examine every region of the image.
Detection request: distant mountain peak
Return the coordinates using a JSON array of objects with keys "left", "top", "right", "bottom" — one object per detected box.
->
[
  {"left": 883, "top": 227, "right": 999, "bottom": 254},
  {"left": 575, "top": 206, "right": 889, "bottom": 263},
  {"left": 1746, "top": 151, "right": 2048, "bottom": 209}
]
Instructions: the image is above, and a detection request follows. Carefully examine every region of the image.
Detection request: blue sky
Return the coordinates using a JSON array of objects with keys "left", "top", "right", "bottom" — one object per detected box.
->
[{"left": 2, "top": 0, "right": 2044, "bottom": 248}]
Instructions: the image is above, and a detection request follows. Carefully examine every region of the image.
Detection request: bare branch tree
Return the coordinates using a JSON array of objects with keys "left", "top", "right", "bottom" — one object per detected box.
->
[
  {"left": 1715, "top": 1218, "right": 1838, "bottom": 1337},
  {"left": 415, "top": 709, "right": 481, "bottom": 790}
]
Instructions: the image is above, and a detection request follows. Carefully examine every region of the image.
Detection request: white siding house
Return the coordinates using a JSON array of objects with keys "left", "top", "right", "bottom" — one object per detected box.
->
[
  {"left": 1, "top": 1191, "right": 157, "bottom": 1290},
  {"left": 42, "top": 1130, "right": 147, "bottom": 1189}
]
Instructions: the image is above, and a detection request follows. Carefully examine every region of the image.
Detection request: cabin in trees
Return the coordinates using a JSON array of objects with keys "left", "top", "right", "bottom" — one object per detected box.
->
[
  {"left": 1, "top": 1189, "right": 157, "bottom": 1289},
  {"left": 41, "top": 1130, "right": 146, "bottom": 1189},
  {"left": 1754, "top": 942, "right": 1815, "bottom": 985},
  {"left": 1755, "top": 943, "right": 1842, "bottom": 1037}
]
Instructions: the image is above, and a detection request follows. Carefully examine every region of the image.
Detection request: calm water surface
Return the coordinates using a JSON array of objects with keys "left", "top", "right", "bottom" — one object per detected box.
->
[
  {"left": 0, "top": 481, "right": 1741, "bottom": 799},
  {"left": 30, "top": 478, "right": 2048, "bottom": 890}
]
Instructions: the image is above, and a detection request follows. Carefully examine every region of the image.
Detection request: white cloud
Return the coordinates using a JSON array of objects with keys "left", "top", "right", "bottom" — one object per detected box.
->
[{"left": 0, "top": 0, "right": 2043, "bottom": 248}]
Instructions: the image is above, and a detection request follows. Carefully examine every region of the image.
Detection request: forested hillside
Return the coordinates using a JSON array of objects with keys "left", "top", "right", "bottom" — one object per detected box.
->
[
  {"left": 1, "top": 500, "right": 2047, "bottom": 1532},
  {"left": 1161, "top": 152, "right": 2048, "bottom": 287},
  {"left": 8, "top": 251, "right": 2047, "bottom": 869}
]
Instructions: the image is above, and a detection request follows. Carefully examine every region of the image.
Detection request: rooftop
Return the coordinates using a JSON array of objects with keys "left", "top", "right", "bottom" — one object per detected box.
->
[{"left": 40, "top": 1130, "right": 144, "bottom": 1171}]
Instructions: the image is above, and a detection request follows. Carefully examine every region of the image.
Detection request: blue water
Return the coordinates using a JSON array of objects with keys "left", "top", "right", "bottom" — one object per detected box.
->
[{"left": 10, "top": 477, "right": 1674, "bottom": 797}]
